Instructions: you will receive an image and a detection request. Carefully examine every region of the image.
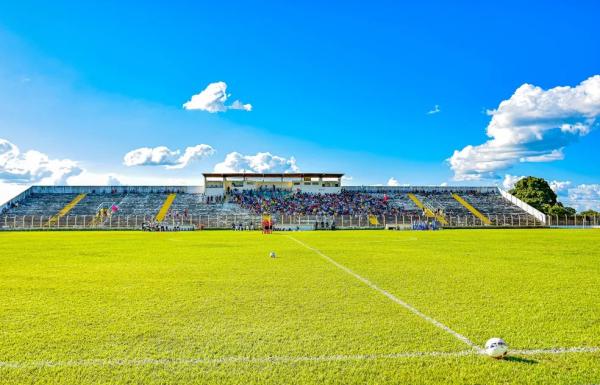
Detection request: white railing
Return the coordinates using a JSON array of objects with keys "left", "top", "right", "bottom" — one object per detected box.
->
[
  {"left": 0, "top": 212, "right": 584, "bottom": 231},
  {"left": 498, "top": 188, "right": 547, "bottom": 224}
]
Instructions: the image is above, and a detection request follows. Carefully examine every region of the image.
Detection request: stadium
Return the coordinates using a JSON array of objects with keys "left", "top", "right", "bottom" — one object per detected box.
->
[
  {"left": 0, "top": 172, "right": 583, "bottom": 231},
  {"left": 1, "top": 172, "right": 600, "bottom": 384},
  {"left": 2, "top": 2, "right": 600, "bottom": 384}
]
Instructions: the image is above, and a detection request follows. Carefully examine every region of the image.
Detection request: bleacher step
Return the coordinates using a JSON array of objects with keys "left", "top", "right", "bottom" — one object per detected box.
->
[
  {"left": 452, "top": 193, "right": 492, "bottom": 225},
  {"left": 48, "top": 194, "right": 87, "bottom": 225},
  {"left": 407, "top": 193, "right": 448, "bottom": 225}
]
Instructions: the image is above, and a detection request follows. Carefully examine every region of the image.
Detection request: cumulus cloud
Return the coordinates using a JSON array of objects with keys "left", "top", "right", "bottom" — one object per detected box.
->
[
  {"left": 68, "top": 171, "right": 200, "bottom": 187},
  {"left": 182, "top": 82, "right": 252, "bottom": 112},
  {"left": 106, "top": 175, "right": 122, "bottom": 186},
  {"left": 449, "top": 75, "right": 600, "bottom": 180},
  {"left": 213, "top": 152, "right": 299, "bottom": 173},
  {"left": 229, "top": 99, "right": 252, "bottom": 111},
  {"left": 427, "top": 105, "right": 441, "bottom": 115},
  {"left": 567, "top": 184, "right": 600, "bottom": 211},
  {"left": 123, "top": 144, "right": 215, "bottom": 169},
  {"left": 549, "top": 180, "right": 571, "bottom": 192},
  {"left": 0, "top": 182, "right": 29, "bottom": 206},
  {"left": 65, "top": 171, "right": 123, "bottom": 186},
  {"left": 0, "top": 138, "right": 82, "bottom": 184},
  {"left": 502, "top": 174, "right": 525, "bottom": 190},
  {"left": 387, "top": 177, "right": 410, "bottom": 187}
]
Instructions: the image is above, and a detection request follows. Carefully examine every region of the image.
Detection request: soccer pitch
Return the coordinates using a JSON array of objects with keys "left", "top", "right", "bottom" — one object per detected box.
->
[{"left": 1, "top": 230, "right": 599, "bottom": 384}]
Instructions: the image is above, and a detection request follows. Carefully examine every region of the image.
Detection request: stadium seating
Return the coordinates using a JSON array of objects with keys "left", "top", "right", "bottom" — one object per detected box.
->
[
  {"left": 1, "top": 187, "right": 543, "bottom": 229},
  {"left": 462, "top": 191, "right": 542, "bottom": 225},
  {"left": 3, "top": 193, "right": 80, "bottom": 217},
  {"left": 414, "top": 191, "right": 540, "bottom": 225},
  {"left": 68, "top": 193, "right": 127, "bottom": 216},
  {"left": 166, "top": 193, "right": 245, "bottom": 215}
]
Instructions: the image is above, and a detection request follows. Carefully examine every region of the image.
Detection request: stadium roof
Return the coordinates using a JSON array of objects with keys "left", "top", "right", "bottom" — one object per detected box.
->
[{"left": 202, "top": 173, "right": 344, "bottom": 178}]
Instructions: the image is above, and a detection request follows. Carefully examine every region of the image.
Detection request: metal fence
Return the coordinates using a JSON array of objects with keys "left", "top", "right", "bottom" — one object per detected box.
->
[
  {"left": 545, "top": 214, "right": 600, "bottom": 227},
  {"left": 2, "top": 213, "right": 598, "bottom": 231}
]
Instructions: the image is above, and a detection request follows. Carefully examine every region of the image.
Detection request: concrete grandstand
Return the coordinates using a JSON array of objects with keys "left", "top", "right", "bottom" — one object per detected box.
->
[{"left": 0, "top": 172, "right": 555, "bottom": 230}]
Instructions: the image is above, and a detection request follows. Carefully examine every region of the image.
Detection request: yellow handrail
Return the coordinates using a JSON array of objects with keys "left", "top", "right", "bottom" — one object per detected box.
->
[
  {"left": 452, "top": 193, "right": 492, "bottom": 225},
  {"left": 48, "top": 193, "right": 87, "bottom": 225},
  {"left": 407, "top": 193, "right": 448, "bottom": 225},
  {"left": 155, "top": 194, "right": 177, "bottom": 222}
]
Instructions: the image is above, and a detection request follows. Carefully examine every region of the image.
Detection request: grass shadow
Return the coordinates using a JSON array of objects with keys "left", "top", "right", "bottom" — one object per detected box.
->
[{"left": 503, "top": 355, "right": 538, "bottom": 364}]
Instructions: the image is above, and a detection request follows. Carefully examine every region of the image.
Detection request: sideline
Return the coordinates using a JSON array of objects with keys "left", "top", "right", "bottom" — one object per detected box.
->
[{"left": 1, "top": 347, "right": 598, "bottom": 369}]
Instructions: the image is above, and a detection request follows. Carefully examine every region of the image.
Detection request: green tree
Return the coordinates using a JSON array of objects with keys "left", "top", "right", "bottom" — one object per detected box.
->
[
  {"left": 509, "top": 176, "right": 576, "bottom": 215},
  {"left": 579, "top": 209, "right": 600, "bottom": 217},
  {"left": 509, "top": 177, "right": 557, "bottom": 212},
  {"left": 546, "top": 204, "right": 576, "bottom": 217}
]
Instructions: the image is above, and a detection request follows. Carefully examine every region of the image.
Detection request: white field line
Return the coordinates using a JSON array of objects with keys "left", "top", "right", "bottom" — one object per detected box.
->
[
  {"left": 286, "top": 235, "right": 483, "bottom": 352},
  {"left": 512, "top": 346, "right": 600, "bottom": 355},
  {"left": 1, "top": 347, "right": 599, "bottom": 369},
  {"left": 0, "top": 351, "right": 473, "bottom": 369}
]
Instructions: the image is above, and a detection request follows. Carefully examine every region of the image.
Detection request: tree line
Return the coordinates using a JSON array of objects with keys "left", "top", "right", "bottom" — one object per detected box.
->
[{"left": 509, "top": 177, "right": 599, "bottom": 217}]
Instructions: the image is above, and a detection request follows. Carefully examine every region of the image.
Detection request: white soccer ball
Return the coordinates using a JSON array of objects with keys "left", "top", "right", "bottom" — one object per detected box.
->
[
  {"left": 485, "top": 337, "right": 508, "bottom": 358},
  {"left": 269, "top": 251, "right": 276, "bottom": 258}
]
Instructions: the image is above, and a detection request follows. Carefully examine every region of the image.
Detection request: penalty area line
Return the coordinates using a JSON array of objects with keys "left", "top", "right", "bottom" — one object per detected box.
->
[
  {"left": 1, "top": 347, "right": 598, "bottom": 369},
  {"left": 286, "top": 235, "right": 483, "bottom": 352}
]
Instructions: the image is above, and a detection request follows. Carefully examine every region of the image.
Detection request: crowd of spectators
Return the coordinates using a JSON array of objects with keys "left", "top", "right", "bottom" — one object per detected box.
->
[{"left": 230, "top": 189, "right": 418, "bottom": 216}]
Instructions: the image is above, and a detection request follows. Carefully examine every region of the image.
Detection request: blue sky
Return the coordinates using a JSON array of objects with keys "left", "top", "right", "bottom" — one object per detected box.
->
[{"left": 1, "top": 1, "right": 599, "bottom": 209}]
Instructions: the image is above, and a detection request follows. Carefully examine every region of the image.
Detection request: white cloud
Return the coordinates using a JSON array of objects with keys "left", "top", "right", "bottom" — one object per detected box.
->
[
  {"left": 386, "top": 177, "right": 410, "bottom": 187},
  {"left": 182, "top": 82, "right": 252, "bottom": 112},
  {"left": 106, "top": 175, "right": 121, "bottom": 186},
  {"left": 567, "top": 184, "right": 600, "bottom": 211},
  {"left": 171, "top": 145, "right": 216, "bottom": 169},
  {"left": 123, "top": 144, "right": 215, "bottom": 169},
  {"left": 0, "top": 139, "right": 133, "bottom": 204},
  {"left": 449, "top": 75, "right": 600, "bottom": 180},
  {"left": 0, "top": 181, "right": 29, "bottom": 206},
  {"left": 213, "top": 152, "right": 299, "bottom": 173},
  {"left": 67, "top": 171, "right": 124, "bottom": 186},
  {"left": 68, "top": 171, "right": 200, "bottom": 187},
  {"left": 427, "top": 105, "right": 441, "bottom": 115},
  {"left": 440, "top": 182, "right": 448, "bottom": 187},
  {"left": 229, "top": 99, "right": 252, "bottom": 111},
  {"left": 502, "top": 174, "right": 525, "bottom": 190},
  {"left": 0, "top": 138, "right": 82, "bottom": 184},
  {"left": 549, "top": 180, "right": 571, "bottom": 192}
]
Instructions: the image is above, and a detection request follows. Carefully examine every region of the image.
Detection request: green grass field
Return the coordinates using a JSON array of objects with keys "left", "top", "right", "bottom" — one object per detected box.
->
[{"left": 1, "top": 229, "right": 599, "bottom": 384}]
